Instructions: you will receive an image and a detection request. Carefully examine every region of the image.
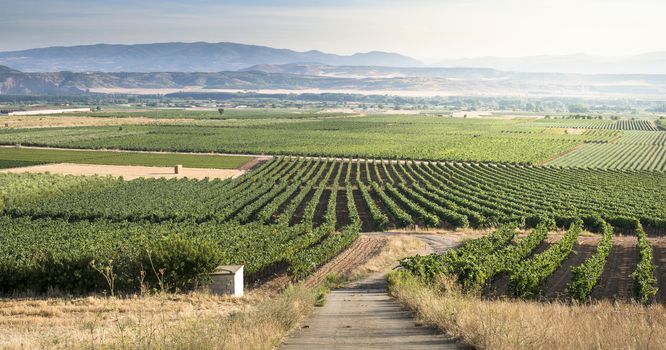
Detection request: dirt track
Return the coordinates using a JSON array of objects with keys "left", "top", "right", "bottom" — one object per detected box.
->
[
  {"left": 0, "top": 163, "right": 245, "bottom": 180},
  {"left": 281, "top": 233, "right": 463, "bottom": 350},
  {"left": 304, "top": 236, "right": 388, "bottom": 288}
]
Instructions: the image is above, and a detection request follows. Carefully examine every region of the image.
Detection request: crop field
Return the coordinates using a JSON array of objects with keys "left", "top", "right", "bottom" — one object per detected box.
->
[
  {"left": 523, "top": 118, "right": 659, "bottom": 131},
  {"left": 0, "top": 115, "right": 616, "bottom": 164},
  {"left": 2, "top": 156, "right": 663, "bottom": 298},
  {"left": 0, "top": 159, "right": 45, "bottom": 169},
  {"left": 400, "top": 221, "right": 664, "bottom": 302},
  {"left": 0, "top": 165, "right": 359, "bottom": 293},
  {"left": 548, "top": 130, "right": 666, "bottom": 171},
  {"left": 0, "top": 111, "right": 663, "bottom": 305},
  {"left": 47, "top": 108, "right": 349, "bottom": 120},
  {"left": 4, "top": 157, "right": 664, "bottom": 231},
  {"left": 0, "top": 147, "right": 252, "bottom": 169}
]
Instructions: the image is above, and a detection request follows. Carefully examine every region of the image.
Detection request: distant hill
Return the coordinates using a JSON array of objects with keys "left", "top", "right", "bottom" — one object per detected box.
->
[
  {"left": 0, "top": 65, "right": 20, "bottom": 73},
  {"left": 0, "top": 42, "right": 423, "bottom": 72},
  {"left": 242, "top": 63, "right": 506, "bottom": 78},
  {"left": 2, "top": 65, "right": 666, "bottom": 97},
  {"left": 433, "top": 52, "right": 666, "bottom": 75}
]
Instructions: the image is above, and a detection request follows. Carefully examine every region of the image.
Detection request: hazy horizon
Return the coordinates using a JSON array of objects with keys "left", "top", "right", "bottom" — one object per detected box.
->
[{"left": 2, "top": 0, "right": 666, "bottom": 61}]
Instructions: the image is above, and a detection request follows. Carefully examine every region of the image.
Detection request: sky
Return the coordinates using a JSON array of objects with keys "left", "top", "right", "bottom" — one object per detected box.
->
[{"left": 1, "top": 0, "right": 665, "bottom": 61}]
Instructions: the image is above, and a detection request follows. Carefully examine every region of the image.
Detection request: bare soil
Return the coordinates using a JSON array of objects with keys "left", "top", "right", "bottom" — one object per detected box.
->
[
  {"left": 334, "top": 188, "right": 350, "bottom": 230},
  {"left": 238, "top": 156, "right": 271, "bottom": 171},
  {"left": 542, "top": 235, "right": 601, "bottom": 300},
  {"left": 0, "top": 163, "right": 245, "bottom": 180},
  {"left": 591, "top": 235, "right": 638, "bottom": 301},
  {"left": 352, "top": 186, "right": 375, "bottom": 232},
  {"left": 304, "top": 235, "right": 388, "bottom": 288}
]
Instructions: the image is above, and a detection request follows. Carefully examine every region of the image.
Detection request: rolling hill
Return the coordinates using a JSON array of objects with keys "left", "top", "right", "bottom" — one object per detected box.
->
[{"left": 0, "top": 42, "right": 423, "bottom": 72}]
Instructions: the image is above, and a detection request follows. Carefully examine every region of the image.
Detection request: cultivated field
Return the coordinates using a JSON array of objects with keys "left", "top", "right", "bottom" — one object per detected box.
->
[
  {"left": 3, "top": 158, "right": 663, "bottom": 231},
  {"left": 1, "top": 114, "right": 663, "bottom": 170},
  {"left": 0, "top": 109, "right": 664, "bottom": 349},
  {"left": 0, "top": 147, "right": 253, "bottom": 169}
]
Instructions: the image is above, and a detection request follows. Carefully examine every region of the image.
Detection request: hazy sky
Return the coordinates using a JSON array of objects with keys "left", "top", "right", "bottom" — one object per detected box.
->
[{"left": 1, "top": 0, "right": 665, "bottom": 60}]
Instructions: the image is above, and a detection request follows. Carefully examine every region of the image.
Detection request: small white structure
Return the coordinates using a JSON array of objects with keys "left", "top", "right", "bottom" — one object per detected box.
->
[
  {"left": 175, "top": 164, "right": 183, "bottom": 174},
  {"left": 209, "top": 265, "right": 244, "bottom": 297}
]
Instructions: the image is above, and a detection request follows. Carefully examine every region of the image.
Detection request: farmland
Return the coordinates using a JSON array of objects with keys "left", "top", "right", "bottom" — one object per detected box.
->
[
  {"left": 0, "top": 114, "right": 664, "bottom": 170},
  {"left": 4, "top": 157, "right": 664, "bottom": 230},
  {"left": 43, "top": 108, "right": 351, "bottom": 120},
  {"left": 1, "top": 155, "right": 664, "bottom": 298},
  {"left": 548, "top": 130, "right": 666, "bottom": 170},
  {"left": 523, "top": 118, "right": 660, "bottom": 131},
  {"left": 399, "top": 221, "right": 664, "bottom": 302},
  {"left": 0, "top": 109, "right": 664, "bottom": 349},
  {"left": 0, "top": 147, "right": 252, "bottom": 169},
  {"left": 0, "top": 115, "right": 616, "bottom": 164}
]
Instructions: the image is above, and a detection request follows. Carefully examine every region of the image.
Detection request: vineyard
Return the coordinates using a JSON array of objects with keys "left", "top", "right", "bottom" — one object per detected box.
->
[
  {"left": 1, "top": 155, "right": 664, "bottom": 298},
  {"left": 525, "top": 118, "right": 659, "bottom": 131},
  {"left": 400, "top": 220, "right": 662, "bottom": 302},
  {"left": 3, "top": 157, "right": 665, "bottom": 231},
  {"left": 0, "top": 158, "right": 365, "bottom": 293},
  {"left": 0, "top": 115, "right": 614, "bottom": 164},
  {"left": 548, "top": 130, "right": 666, "bottom": 171},
  {"left": 0, "top": 147, "right": 252, "bottom": 169}
]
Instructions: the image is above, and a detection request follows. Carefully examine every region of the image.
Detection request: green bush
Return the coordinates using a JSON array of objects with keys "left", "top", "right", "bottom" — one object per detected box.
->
[{"left": 142, "top": 233, "right": 225, "bottom": 292}]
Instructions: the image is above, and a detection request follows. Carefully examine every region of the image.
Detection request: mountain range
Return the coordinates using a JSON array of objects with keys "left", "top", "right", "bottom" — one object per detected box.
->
[
  {"left": 2, "top": 42, "right": 666, "bottom": 74},
  {"left": 0, "top": 42, "right": 422, "bottom": 72},
  {"left": 2, "top": 63, "right": 666, "bottom": 97}
]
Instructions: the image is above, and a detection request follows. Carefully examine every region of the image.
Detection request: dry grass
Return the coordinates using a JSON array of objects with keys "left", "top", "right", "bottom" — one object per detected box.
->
[
  {"left": 1, "top": 116, "right": 194, "bottom": 129},
  {"left": 0, "top": 285, "right": 316, "bottom": 350},
  {"left": 0, "top": 291, "right": 258, "bottom": 349},
  {"left": 349, "top": 235, "right": 425, "bottom": 278},
  {"left": 388, "top": 272, "right": 666, "bottom": 350}
]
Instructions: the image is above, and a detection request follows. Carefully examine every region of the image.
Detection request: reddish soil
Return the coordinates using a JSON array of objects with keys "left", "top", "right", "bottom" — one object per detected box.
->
[
  {"left": 376, "top": 162, "right": 391, "bottom": 182},
  {"left": 591, "top": 235, "right": 638, "bottom": 301},
  {"left": 335, "top": 188, "right": 350, "bottom": 230},
  {"left": 368, "top": 187, "right": 399, "bottom": 229},
  {"left": 368, "top": 162, "right": 380, "bottom": 182},
  {"left": 337, "top": 162, "right": 348, "bottom": 186},
  {"left": 349, "top": 161, "right": 359, "bottom": 181},
  {"left": 542, "top": 235, "right": 601, "bottom": 300},
  {"left": 270, "top": 186, "right": 303, "bottom": 223},
  {"left": 486, "top": 234, "right": 559, "bottom": 297},
  {"left": 386, "top": 162, "right": 403, "bottom": 182},
  {"left": 304, "top": 235, "right": 387, "bottom": 288},
  {"left": 327, "top": 162, "right": 340, "bottom": 186},
  {"left": 289, "top": 189, "right": 315, "bottom": 226},
  {"left": 313, "top": 189, "right": 331, "bottom": 227},
  {"left": 352, "top": 187, "right": 375, "bottom": 232},
  {"left": 238, "top": 156, "right": 271, "bottom": 171}
]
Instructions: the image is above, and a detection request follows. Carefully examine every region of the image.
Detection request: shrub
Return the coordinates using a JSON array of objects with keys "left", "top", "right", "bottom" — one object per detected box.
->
[{"left": 143, "top": 233, "right": 225, "bottom": 292}]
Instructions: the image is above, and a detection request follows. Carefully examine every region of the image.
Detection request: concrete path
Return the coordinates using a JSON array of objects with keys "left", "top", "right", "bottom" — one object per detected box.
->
[{"left": 279, "top": 234, "right": 462, "bottom": 350}]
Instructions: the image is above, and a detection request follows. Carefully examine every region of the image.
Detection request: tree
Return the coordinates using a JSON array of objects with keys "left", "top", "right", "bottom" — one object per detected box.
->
[{"left": 218, "top": 108, "right": 225, "bottom": 116}]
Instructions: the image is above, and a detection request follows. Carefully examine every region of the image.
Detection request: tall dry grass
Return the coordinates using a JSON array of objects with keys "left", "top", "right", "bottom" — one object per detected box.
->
[
  {"left": 388, "top": 271, "right": 666, "bottom": 350},
  {"left": 0, "top": 285, "right": 315, "bottom": 350}
]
